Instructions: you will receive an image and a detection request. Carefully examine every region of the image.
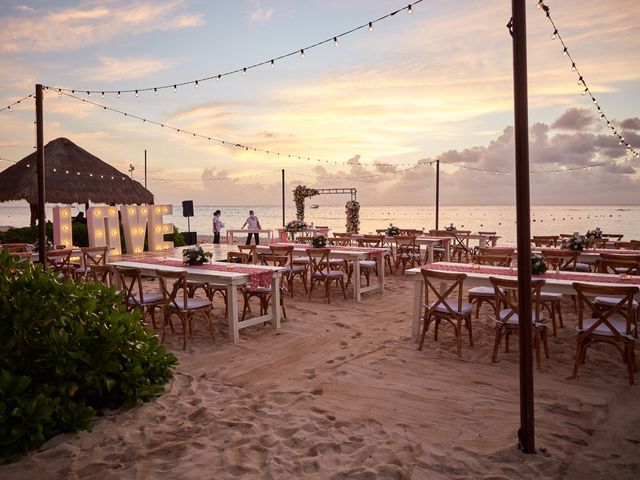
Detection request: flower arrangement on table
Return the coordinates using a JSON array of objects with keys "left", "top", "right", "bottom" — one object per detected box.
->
[
  {"left": 285, "top": 219, "right": 308, "bottom": 241},
  {"left": 345, "top": 200, "right": 360, "bottom": 234},
  {"left": 445, "top": 223, "right": 457, "bottom": 232},
  {"left": 531, "top": 253, "right": 548, "bottom": 275},
  {"left": 34, "top": 240, "right": 54, "bottom": 251},
  {"left": 568, "top": 232, "right": 588, "bottom": 251},
  {"left": 312, "top": 235, "right": 327, "bottom": 248},
  {"left": 182, "top": 245, "right": 212, "bottom": 266},
  {"left": 585, "top": 227, "right": 603, "bottom": 247},
  {"left": 386, "top": 224, "right": 401, "bottom": 237}
]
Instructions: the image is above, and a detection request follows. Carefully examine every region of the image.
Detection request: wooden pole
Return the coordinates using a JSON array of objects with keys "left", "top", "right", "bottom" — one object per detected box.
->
[
  {"left": 281, "top": 169, "right": 285, "bottom": 227},
  {"left": 144, "top": 149, "right": 147, "bottom": 189},
  {"left": 435, "top": 159, "right": 440, "bottom": 230},
  {"left": 511, "top": 0, "right": 535, "bottom": 453},
  {"left": 35, "top": 84, "right": 46, "bottom": 266}
]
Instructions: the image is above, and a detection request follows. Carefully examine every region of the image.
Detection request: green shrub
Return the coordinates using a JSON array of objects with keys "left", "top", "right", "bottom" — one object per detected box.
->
[{"left": 0, "top": 251, "right": 177, "bottom": 459}]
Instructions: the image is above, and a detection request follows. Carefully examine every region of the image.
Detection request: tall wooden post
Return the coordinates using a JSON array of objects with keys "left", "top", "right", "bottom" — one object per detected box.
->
[
  {"left": 281, "top": 169, "right": 286, "bottom": 227},
  {"left": 435, "top": 159, "right": 440, "bottom": 230},
  {"left": 35, "top": 84, "right": 46, "bottom": 266},
  {"left": 144, "top": 149, "right": 147, "bottom": 188},
  {"left": 511, "top": 0, "right": 535, "bottom": 453}
]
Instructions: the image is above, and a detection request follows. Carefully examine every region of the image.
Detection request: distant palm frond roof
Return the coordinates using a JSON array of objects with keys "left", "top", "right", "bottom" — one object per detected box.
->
[{"left": 0, "top": 137, "right": 154, "bottom": 205}]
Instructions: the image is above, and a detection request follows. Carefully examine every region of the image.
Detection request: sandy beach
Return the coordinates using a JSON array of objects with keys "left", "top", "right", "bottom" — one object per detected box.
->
[{"left": 1, "top": 265, "right": 638, "bottom": 479}]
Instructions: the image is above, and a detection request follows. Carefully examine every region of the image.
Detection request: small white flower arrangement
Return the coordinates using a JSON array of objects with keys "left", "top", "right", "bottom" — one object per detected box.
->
[
  {"left": 386, "top": 224, "right": 401, "bottom": 236},
  {"left": 182, "top": 244, "right": 212, "bottom": 265},
  {"left": 531, "top": 253, "right": 548, "bottom": 275},
  {"left": 445, "top": 223, "right": 457, "bottom": 232},
  {"left": 568, "top": 232, "right": 587, "bottom": 251}
]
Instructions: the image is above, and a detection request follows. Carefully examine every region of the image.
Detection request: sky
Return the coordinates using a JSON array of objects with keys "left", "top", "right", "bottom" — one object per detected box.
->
[{"left": 0, "top": 0, "right": 639, "bottom": 206}]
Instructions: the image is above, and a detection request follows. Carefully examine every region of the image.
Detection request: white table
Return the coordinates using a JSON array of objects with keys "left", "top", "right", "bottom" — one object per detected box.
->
[
  {"left": 406, "top": 262, "right": 640, "bottom": 339},
  {"left": 110, "top": 259, "right": 285, "bottom": 343},
  {"left": 256, "top": 244, "right": 386, "bottom": 302},
  {"left": 276, "top": 227, "right": 330, "bottom": 242},
  {"left": 226, "top": 229, "right": 273, "bottom": 244}
]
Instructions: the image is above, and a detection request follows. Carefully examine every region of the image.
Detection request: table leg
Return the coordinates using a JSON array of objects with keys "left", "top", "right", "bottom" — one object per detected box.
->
[
  {"left": 354, "top": 258, "right": 362, "bottom": 302},
  {"left": 428, "top": 244, "right": 434, "bottom": 264},
  {"left": 412, "top": 276, "right": 423, "bottom": 338},
  {"left": 443, "top": 239, "right": 451, "bottom": 262},
  {"left": 377, "top": 254, "right": 384, "bottom": 294},
  {"left": 227, "top": 285, "right": 239, "bottom": 343},
  {"left": 271, "top": 274, "right": 281, "bottom": 329}
]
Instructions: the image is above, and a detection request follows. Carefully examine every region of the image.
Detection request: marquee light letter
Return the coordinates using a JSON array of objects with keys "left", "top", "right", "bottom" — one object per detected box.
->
[
  {"left": 87, "top": 206, "right": 121, "bottom": 255},
  {"left": 52, "top": 207, "right": 72, "bottom": 248},
  {"left": 148, "top": 205, "right": 174, "bottom": 251},
  {"left": 120, "top": 205, "right": 148, "bottom": 254}
]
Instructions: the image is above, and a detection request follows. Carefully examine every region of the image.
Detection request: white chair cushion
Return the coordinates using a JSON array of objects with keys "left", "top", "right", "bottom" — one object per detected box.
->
[
  {"left": 578, "top": 318, "right": 635, "bottom": 339},
  {"left": 575, "top": 262, "right": 591, "bottom": 272},
  {"left": 359, "top": 260, "right": 377, "bottom": 268},
  {"left": 540, "top": 291, "right": 563, "bottom": 300},
  {"left": 468, "top": 286, "right": 496, "bottom": 297},
  {"left": 423, "top": 300, "right": 474, "bottom": 315},
  {"left": 497, "top": 309, "right": 545, "bottom": 325},
  {"left": 288, "top": 264, "right": 306, "bottom": 273},
  {"left": 169, "top": 298, "right": 211, "bottom": 310},
  {"left": 594, "top": 296, "right": 639, "bottom": 309},
  {"left": 328, "top": 258, "right": 345, "bottom": 265},
  {"left": 313, "top": 271, "right": 343, "bottom": 278},
  {"left": 292, "top": 257, "right": 310, "bottom": 264},
  {"left": 132, "top": 292, "right": 164, "bottom": 305}
]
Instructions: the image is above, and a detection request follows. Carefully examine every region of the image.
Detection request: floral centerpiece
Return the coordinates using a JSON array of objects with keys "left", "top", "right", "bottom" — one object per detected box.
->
[
  {"left": 386, "top": 223, "right": 401, "bottom": 236},
  {"left": 293, "top": 185, "right": 319, "bottom": 221},
  {"left": 345, "top": 200, "right": 360, "bottom": 234},
  {"left": 585, "top": 227, "right": 602, "bottom": 239},
  {"left": 445, "top": 223, "right": 457, "bottom": 232},
  {"left": 285, "top": 219, "right": 308, "bottom": 241},
  {"left": 312, "top": 235, "right": 327, "bottom": 248},
  {"left": 531, "top": 253, "right": 547, "bottom": 275},
  {"left": 568, "top": 232, "right": 587, "bottom": 251},
  {"left": 182, "top": 245, "right": 212, "bottom": 265},
  {"left": 34, "top": 240, "right": 54, "bottom": 251}
]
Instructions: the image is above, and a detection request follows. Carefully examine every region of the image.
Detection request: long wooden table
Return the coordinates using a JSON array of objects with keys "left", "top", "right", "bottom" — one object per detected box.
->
[
  {"left": 406, "top": 262, "right": 640, "bottom": 339},
  {"left": 256, "top": 244, "right": 386, "bottom": 302},
  {"left": 110, "top": 259, "right": 285, "bottom": 343}
]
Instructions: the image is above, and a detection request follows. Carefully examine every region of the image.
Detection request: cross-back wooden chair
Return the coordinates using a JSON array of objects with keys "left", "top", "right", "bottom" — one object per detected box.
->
[
  {"left": 603, "top": 233, "right": 624, "bottom": 241},
  {"left": 86, "top": 264, "right": 114, "bottom": 287},
  {"left": 479, "top": 247, "right": 515, "bottom": 257},
  {"left": 333, "top": 232, "right": 351, "bottom": 238},
  {"left": 296, "top": 236, "right": 314, "bottom": 245},
  {"left": 227, "top": 251, "right": 249, "bottom": 264},
  {"left": 418, "top": 269, "right": 474, "bottom": 357},
  {"left": 115, "top": 266, "right": 164, "bottom": 328},
  {"left": 451, "top": 231, "right": 472, "bottom": 263},
  {"left": 614, "top": 241, "right": 640, "bottom": 250},
  {"left": 241, "top": 255, "right": 288, "bottom": 321},
  {"left": 9, "top": 251, "right": 33, "bottom": 263},
  {"left": 238, "top": 244, "right": 256, "bottom": 264},
  {"left": 359, "top": 235, "right": 394, "bottom": 274},
  {"left": 532, "top": 235, "right": 559, "bottom": 247},
  {"left": 489, "top": 277, "right": 549, "bottom": 367},
  {"left": 306, "top": 248, "right": 347, "bottom": 303},
  {"left": 156, "top": 269, "right": 214, "bottom": 350},
  {"left": 597, "top": 253, "right": 640, "bottom": 275},
  {"left": 571, "top": 282, "right": 638, "bottom": 384},
  {"left": 394, "top": 236, "right": 421, "bottom": 274},
  {"left": 45, "top": 249, "right": 74, "bottom": 280},
  {"left": 74, "top": 246, "right": 109, "bottom": 280},
  {"left": 540, "top": 249, "right": 579, "bottom": 271},
  {"left": 467, "top": 254, "right": 511, "bottom": 319},
  {"left": 477, "top": 232, "right": 497, "bottom": 248},
  {"left": 328, "top": 237, "right": 351, "bottom": 246},
  {"left": 1, "top": 243, "right": 30, "bottom": 253},
  {"left": 270, "top": 245, "right": 307, "bottom": 296}
]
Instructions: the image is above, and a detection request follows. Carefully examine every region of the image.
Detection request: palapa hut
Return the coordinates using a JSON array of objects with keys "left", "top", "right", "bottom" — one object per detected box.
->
[{"left": 0, "top": 137, "right": 154, "bottom": 225}]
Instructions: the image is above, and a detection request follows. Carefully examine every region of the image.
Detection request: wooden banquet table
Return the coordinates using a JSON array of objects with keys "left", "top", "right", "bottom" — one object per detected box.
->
[
  {"left": 255, "top": 243, "right": 386, "bottom": 302},
  {"left": 406, "top": 262, "right": 640, "bottom": 339},
  {"left": 110, "top": 258, "right": 286, "bottom": 343}
]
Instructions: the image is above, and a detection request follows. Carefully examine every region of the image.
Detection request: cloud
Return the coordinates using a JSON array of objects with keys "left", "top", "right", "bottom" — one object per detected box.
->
[
  {"left": 79, "top": 56, "right": 172, "bottom": 82},
  {"left": 0, "top": 1, "right": 205, "bottom": 53},
  {"left": 248, "top": 1, "right": 273, "bottom": 23},
  {"left": 620, "top": 118, "right": 640, "bottom": 130},
  {"left": 551, "top": 108, "right": 597, "bottom": 131}
]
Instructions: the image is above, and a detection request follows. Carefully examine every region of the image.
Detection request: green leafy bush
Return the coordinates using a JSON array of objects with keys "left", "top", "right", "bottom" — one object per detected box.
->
[{"left": 0, "top": 251, "right": 177, "bottom": 459}]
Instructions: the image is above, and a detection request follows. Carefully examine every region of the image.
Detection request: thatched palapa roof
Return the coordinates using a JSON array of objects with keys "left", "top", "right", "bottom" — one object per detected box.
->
[{"left": 0, "top": 137, "right": 154, "bottom": 205}]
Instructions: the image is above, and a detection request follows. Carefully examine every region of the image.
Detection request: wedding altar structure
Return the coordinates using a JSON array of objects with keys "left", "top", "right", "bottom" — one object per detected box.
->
[{"left": 291, "top": 185, "right": 360, "bottom": 234}]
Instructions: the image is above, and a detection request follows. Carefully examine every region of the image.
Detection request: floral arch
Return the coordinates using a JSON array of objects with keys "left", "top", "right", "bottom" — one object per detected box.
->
[{"left": 292, "top": 185, "right": 360, "bottom": 233}]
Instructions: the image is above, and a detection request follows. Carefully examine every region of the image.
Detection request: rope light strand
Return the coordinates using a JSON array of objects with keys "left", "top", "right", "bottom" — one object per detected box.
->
[
  {"left": 0, "top": 94, "right": 34, "bottom": 113},
  {"left": 439, "top": 158, "right": 623, "bottom": 175},
  {"left": 537, "top": 1, "right": 639, "bottom": 159},
  {"left": 46, "top": 1, "right": 423, "bottom": 97}
]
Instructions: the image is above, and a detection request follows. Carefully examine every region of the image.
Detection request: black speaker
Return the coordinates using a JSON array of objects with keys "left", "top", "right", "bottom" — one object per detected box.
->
[
  {"left": 182, "top": 200, "right": 194, "bottom": 217},
  {"left": 182, "top": 232, "right": 198, "bottom": 245}
]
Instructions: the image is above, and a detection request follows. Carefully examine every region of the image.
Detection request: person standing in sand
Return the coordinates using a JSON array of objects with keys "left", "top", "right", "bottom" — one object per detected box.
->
[
  {"left": 212, "top": 210, "right": 223, "bottom": 244},
  {"left": 241, "top": 210, "right": 261, "bottom": 245}
]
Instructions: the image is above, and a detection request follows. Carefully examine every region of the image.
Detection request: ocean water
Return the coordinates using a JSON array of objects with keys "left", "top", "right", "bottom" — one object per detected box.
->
[{"left": 1, "top": 204, "right": 638, "bottom": 244}]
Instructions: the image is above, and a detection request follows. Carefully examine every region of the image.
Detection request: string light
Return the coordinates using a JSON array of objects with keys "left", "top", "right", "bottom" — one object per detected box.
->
[
  {"left": 45, "top": 1, "right": 423, "bottom": 96},
  {"left": 0, "top": 94, "right": 33, "bottom": 113},
  {"left": 536, "top": 1, "right": 639, "bottom": 159},
  {"left": 334, "top": 37, "right": 339, "bottom": 47}
]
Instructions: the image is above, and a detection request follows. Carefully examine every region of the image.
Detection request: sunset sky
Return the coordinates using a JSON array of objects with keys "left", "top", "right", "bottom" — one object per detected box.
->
[{"left": 1, "top": 0, "right": 639, "bottom": 206}]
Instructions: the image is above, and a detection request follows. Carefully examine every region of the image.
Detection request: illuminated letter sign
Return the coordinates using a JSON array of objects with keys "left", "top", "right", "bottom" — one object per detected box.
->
[
  {"left": 87, "top": 206, "right": 121, "bottom": 255},
  {"left": 52, "top": 207, "right": 73, "bottom": 248},
  {"left": 120, "top": 205, "right": 148, "bottom": 254},
  {"left": 147, "top": 205, "right": 174, "bottom": 251}
]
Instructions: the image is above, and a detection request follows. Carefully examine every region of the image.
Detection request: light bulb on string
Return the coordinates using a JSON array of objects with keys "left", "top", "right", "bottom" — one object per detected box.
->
[
  {"left": 271, "top": 59, "right": 275, "bottom": 68},
  {"left": 577, "top": 77, "right": 583, "bottom": 86},
  {"left": 117, "top": 91, "right": 121, "bottom": 98},
  {"left": 334, "top": 37, "right": 339, "bottom": 47},
  {"left": 86, "top": 91, "right": 91, "bottom": 97},
  {"left": 58, "top": 90, "right": 62, "bottom": 98},
  {"left": 173, "top": 85, "right": 177, "bottom": 93},
  {"left": 101, "top": 92, "right": 104, "bottom": 98},
  {"left": 217, "top": 74, "right": 221, "bottom": 81},
  {"left": 562, "top": 47, "right": 568, "bottom": 56},
  {"left": 195, "top": 81, "right": 199, "bottom": 89},
  {"left": 369, "top": 22, "right": 373, "bottom": 31},
  {"left": 300, "top": 49, "right": 304, "bottom": 58},
  {"left": 154, "top": 88, "right": 158, "bottom": 95},
  {"left": 135, "top": 90, "right": 139, "bottom": 97},
  {"left": 571, "top": 63, "right": 576, "bottom": 72},
  {"left": 242, "top": 68, "right": 247, "bottom": 76},
  {"left": 581, "top": 88, "right": 588, "bottom": 95},
  {"left": 408, "top": 4, "right": 412, "bottom": 14},
  {"left": 551, "top": 29, "right": 557, "bottom": 39}
]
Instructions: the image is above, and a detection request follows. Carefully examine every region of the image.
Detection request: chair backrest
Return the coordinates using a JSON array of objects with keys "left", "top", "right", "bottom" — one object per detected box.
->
[
  {"left": 88, "top": 264, "right": 113, "bottom": 286},
  {"left": 588, "top": 238, "right": 608, "bottom": 249},
  {"left": 333, "top": 232, "right": 351, "bottom": 237},
  {"left": 10, "top": 251, "right": 33, "bottom": 263},
  {"left": 356, "top": 236, "right": 382, "bottom": 248},
  {"left": 45, "top": 249, "right": 73, "bottom": 279},
  {"left": 328, "top": 237, "right": 351, "bottom": 246},
  {"left": 1, "top": 243, "right": 29, "bottom": 253},
  {"left": 260, "top": 254, "right": 288, "bottom": 267},
  {"left": 479, "top": 247, "right": 515, "bottom": 256},
  {"left": 156, "top": 270, "right": 188, "bottom": 311},
  {"left": 599, "top": 253, "right": 640, "bottom": 263},
  {"left": 81, "top": 246, "right": 108, "bottom": 267},
  {"left": 572, "top": 282, "right": 638, "bottom": 338},
  {"left": 540, "top": 249, "right": 579, "bottom": 271},
  {"left": 306, "top": 248, "right": 331, "bottom": 275},
  {"left": 269, "top": 245, "right": 294, "bottom": 264},
  {"left": 420, "top": 269, "right": 466, "bottom": 317},
  {"left": 477, "top": 231, "right": 497, "bottom": 236},
  {"left": 296, "top": 236, "right": 314, "bottom": 244},
  {"left": 603, "top": 233, "right": 624, "bottom": 241},
  {"left": 475, "top": 253, "right": 511, "bottom": 267},
  {"left": 227, "top": 251, "right": 249, "bottom": 264},
  {"left": 489, "top": 276, "right": 544, "bottom": 323},
  {"left": 429, "top": 230, "right": 453, "bottom": 237},
  {"left": 597, "top": 258, "right": 640, "bottom": 275},
  {"left": 614, "top": 241, "right": 640, "bottom": 250},
  {"left": 238, "top": 244, "right": 256, "bottom": 263},
  {"left": 395, "top": 236, "right": 418, "bottom": 255},
  {"left": 532, "top": 235, "right": 559, "bottom": 247},
  {"left": 115, "top": 266, "right": 145, "bottom": 305}
]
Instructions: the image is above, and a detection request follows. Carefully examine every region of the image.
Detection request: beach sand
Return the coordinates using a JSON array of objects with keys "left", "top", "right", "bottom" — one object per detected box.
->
[{"left": 1, "top": 271, "right": 638, "bottom": 479}]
